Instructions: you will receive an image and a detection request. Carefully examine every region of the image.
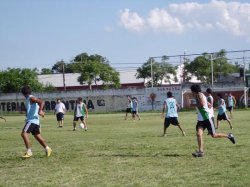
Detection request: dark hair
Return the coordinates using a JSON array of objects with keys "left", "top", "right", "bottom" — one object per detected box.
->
[
  {"left": 190, "top": 84, "right": 201, "bottom": 93},
  {"left": 217, "top": 93, "right": 223, "bottom": 98},
  {"left": 21, "top": 86, "right": 31, "bottom": 95},
  {"left": 167, "top": 91, "right": 173, "bottom": 98},
  {"left": 78, "top": 97, "right": 82, "bottom": 101},
  {"left": 206, "top": 88, "right": 212, "bottom": 94}
]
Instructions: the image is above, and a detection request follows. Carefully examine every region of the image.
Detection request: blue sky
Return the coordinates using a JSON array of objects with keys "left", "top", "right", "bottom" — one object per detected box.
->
[{"left": 1, "top": 0, "right": 250, "bottom": 71}]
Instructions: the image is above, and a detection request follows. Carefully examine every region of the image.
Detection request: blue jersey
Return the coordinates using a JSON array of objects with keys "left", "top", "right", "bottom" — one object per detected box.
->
[
  {"left": 218, "top": 98, "right": 227, "bottom": 115},
  {"left": 25, "top": 95, "right": 40, "bottom": 125},
  {"left": 132, "top": 99, "right": 138, "bottom": 112},
  {"left": 165, "top": 98, "right": 178, "bottom": 118}
]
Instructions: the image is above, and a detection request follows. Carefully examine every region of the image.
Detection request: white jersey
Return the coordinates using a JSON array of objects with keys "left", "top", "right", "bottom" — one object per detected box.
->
[
  {"left": 228, "top": 96, "right": 234, "bottom": 107},
  {"left": 207, "top": 95, "right": 214, "bottom": 117},
  {"left": 74, "top": 102, "right": 86, "bottom": 117},
  {"left": 165, "top": 98, "right": 178, "bottom": 118},
  {"left": 55, "top": 102, "right": 65, "bottom": 114},
  {"left": 196, "top": 93, "right": 212, "bottom": 121}
]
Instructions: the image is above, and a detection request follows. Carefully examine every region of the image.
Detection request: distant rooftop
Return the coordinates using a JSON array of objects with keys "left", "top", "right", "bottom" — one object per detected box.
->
[{"left": 38, "top": 70, "right": 145, "bottom": 88}]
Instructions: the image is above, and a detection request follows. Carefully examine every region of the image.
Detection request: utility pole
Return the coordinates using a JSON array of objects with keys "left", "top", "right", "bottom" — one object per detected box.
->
[
  {"left": 150, "top": 57, "right": 153, "bottom": 89},
  {"left": 62, "top": 60, "right": 66, "bottom": 91},
  {"left": 210, "top": 54, "right": 213, "bottom": 87}
]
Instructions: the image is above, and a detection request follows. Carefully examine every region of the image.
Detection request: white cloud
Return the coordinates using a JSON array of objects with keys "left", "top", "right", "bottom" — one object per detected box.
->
[
  {"left": 119, "top": 8, "right": 145, "bottom": 32},
  {"left": 119, "top": 0, "right": 250, "bottom": 39}
]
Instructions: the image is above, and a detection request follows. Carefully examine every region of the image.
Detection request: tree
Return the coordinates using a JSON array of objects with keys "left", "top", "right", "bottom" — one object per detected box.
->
[
  {"left": 74, "top": 53, "right": 120, "bottom": 89},
  {"left": 40, "top": 68, "right": 53, "bottom": 75},
  {"left": 0, "top": 68, "right": 44, "bottom": 93},
  {"left": 184, "top": 50, "right": 238, "bottom": 84},
  {"left": 184, "top": 55, "right": 211, "bottom": 84},
  {"left": 136, "top": 57, "right": 177, "bottom": 87},
  {"left": 52, "top": 60, "right": 75, "bottom": 73}
]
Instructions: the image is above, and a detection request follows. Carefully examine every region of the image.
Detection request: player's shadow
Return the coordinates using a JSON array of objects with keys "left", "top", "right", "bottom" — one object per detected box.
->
[{"left": 89, "top": 153, "right": 183, "bottom": 158}]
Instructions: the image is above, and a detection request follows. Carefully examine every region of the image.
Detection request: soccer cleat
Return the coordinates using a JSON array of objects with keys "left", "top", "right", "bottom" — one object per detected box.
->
[
  {"left": 46, "top": 147, "right": 52, "bottom": 157},
  {"left": 182, "top": 132, "right": 186, "bottom": 136},
  {"left": 22, "top": 152, "right": 32, "bottom": 158},
  {"left": 192, "top": 150, "right": 204, "bottom": 157},
  {"left": 228, "top": 133, "right": 236, "bottom": 144}
]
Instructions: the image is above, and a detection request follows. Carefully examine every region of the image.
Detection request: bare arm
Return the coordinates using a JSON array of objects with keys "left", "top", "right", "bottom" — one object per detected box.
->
[
  {"left": 162, "top": 101, "right": 167, "bottom": 118},
  {"left": 84, "top": 104, "right": 88, "bottom": 118},
  {"left": 233, "top": 96, "right": 237, "bottom": 106},
  {"left": 196, "top": 93, "right": 206, "bottom": 108}
]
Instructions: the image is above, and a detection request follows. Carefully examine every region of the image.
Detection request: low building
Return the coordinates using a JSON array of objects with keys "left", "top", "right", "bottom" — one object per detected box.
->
[{"left": 38, "top": 70, "right": 145, "bottom": 91}]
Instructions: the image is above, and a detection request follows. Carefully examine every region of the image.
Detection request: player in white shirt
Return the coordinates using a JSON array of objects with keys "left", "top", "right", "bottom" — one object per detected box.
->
[{"left": 54, "top": 98, "right": 66, "bottom": 128}]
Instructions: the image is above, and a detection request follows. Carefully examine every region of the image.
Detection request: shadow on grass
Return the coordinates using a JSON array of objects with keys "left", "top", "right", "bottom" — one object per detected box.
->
[{"left": 88, "top": 153, "right": 184, "bottom": 158}]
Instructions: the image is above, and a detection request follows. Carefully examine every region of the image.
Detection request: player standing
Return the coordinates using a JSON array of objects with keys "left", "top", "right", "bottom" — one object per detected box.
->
[
  {"left": 190, "top": 84, "right": 235, "bottom": 157},
  {"left": 161, "top": 91, "right": 185, "bottom": 137},
  {"left": 227, "top": 92, "right": 236, "bottom": 119},
  {"left": 54, "top": 98, "right": 66, "bottom": 128},
  {"left": 21, "top": 86, "right": 52, "bottom": 158}
]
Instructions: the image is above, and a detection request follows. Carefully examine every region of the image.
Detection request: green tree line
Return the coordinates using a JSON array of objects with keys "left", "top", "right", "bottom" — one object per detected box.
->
[{"left": 0, "top": 50, "right": 242, "bottom": 93}]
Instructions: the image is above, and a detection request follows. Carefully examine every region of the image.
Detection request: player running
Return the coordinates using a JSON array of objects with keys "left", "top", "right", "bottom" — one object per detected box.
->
[
  {"left": 21, "top": 86, "right": 52, "bottom": 158},
  {"left": 73, "top": 97, "right": 88, "bottom": 131},
  {"left": 216, "top": 93, "right": 233, "bottom": 130},
  {"left": 190, "top": 84, "right": 235, "bottom": 158}
]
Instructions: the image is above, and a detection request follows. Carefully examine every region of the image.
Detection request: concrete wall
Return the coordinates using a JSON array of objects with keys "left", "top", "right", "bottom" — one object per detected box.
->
[
  {"left": 1, "top": 86, "right": 247, "bottom": 113},
  {"left": 0, "top": 86, "right": 182, "bottom": 113}
]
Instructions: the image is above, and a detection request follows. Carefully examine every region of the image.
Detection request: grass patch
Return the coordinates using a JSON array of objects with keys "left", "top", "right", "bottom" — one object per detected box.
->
[{"left": 0, "top": 110, "right": 249, "bottom": 186}]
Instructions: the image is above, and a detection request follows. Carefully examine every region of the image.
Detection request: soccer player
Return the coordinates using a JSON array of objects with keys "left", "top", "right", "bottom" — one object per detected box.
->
[
  {"left": 124, "top": 96, "right": 132, "bottom": 120},
  {"left": 216, "top": 93, "right": 233, "bottom": 130},
  {"left": 73, "top": 97, "right": 88, "bottom": 131},
  {"left": 227, "top": 92, "right": 237, "bottom": 119},
  {"left": 161, "top": 91, "right": 185, "bottom": 137},
  {"left": 21, "top": 86, "right": 52, "bottom": 158},
  {"left": 190, "top": 84, "right": 235, "bottom": 158},
  {"left": 54, "top": 98, "right": 66, "bottom": 128},
  {"left": 131, "top": 97, "right": 141, "bottom": 120}
]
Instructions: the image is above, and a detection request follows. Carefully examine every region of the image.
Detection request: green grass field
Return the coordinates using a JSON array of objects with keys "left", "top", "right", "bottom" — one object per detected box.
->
[{"left": 0, "top": 110, "right": 249, "bottom": 187}]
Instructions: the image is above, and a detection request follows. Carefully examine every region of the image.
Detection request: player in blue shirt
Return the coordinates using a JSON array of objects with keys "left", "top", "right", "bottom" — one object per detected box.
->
[
  {"left": 161, "top": 91, "right": 185, "bottom": 137},
  {"left": 21, "top": 86, "right": 52, "bottom": 158},
  {"left": 216, "top": 93, "right": 233, "bottom": 130}
]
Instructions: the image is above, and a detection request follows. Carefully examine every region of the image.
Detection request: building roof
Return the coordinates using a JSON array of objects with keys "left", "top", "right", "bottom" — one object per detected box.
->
[{"left": 38, "top": 70, "right": 145, "bottom": 88}]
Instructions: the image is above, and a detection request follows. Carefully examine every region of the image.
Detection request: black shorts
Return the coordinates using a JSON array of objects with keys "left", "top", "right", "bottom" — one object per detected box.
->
[
  {"left": 74, "top": 116, "right": 84, "bottom": 121},
  {"left": 56, "top": 112, "right": 64, "bottom": 121},
  {"left": 132, "top": 110, "right": 137, "bottom": 115},
  {"left": 126, "top": 108, "right": 132, "bottom": 113},
  {"left": 217, "top": 113, "right": 229, "bottom": 121},
  {"left": 196, "top": 118, "right": 215, "bottom": 135},
  {"left": 22, "top": 122, "right": 40, "bottom": 136},
  {"left": 164, "top": 117, "right": 179, "bottom": 128},
  {"left": 227, "top": 106, "right": 233, "bottom": 112}
]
